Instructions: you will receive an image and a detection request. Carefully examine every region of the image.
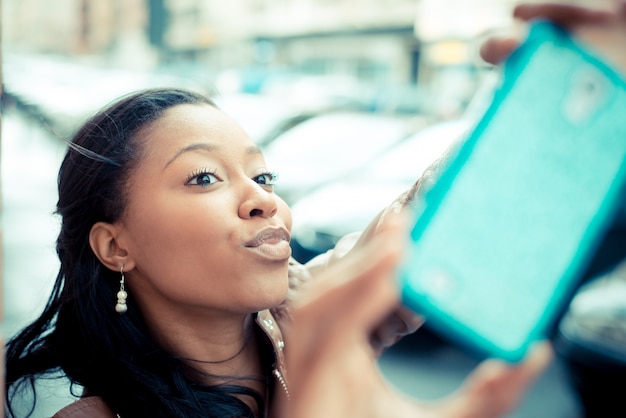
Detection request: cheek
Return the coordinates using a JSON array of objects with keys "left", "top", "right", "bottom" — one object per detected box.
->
[{"left": 123, "top": 193, "right": 228, "bottom": 267}]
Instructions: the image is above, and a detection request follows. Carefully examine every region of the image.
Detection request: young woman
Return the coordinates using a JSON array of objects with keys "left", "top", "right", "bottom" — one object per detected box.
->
[
  {"left": 1, "top": 86, "right": 544, "bottom": 418},
  {"left": 4, "top": 87, "right": 426, "bottom": 418},
  {"left": 7, "top": 3, "right": 621, "bottom": 416}
]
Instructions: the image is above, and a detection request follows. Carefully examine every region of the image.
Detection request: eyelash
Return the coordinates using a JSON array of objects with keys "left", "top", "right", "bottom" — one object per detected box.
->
[
  {"left": 186, "top": 168, "right": 219, "bottom": 187},
  {"left": 185, "top": 169, "right": 279, "bottom": 187},
  {"left": 254, "top": 170, "right": 279, "bottom": 187}
]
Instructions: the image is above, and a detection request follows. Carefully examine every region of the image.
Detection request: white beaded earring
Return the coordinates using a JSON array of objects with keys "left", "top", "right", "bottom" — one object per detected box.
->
[{"left": 115, "top": 265, "right": 128, "bottom": 314}]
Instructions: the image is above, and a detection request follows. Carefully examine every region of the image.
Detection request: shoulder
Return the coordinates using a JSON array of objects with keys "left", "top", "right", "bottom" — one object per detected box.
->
[{"left": 52, "top": 397, "right": 117, "bottom": 418}]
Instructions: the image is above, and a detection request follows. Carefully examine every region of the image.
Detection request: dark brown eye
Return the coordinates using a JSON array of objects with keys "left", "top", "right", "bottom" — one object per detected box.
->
[
  {"left": 254, "top": 171, "right": 278, "bottom": 186},
  {"left": 186, "top": 171, "right": 219, "bottom": 187}
]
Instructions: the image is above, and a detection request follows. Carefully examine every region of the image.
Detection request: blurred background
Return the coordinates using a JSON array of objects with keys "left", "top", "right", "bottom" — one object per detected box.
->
[{"left": 2, "top": 0, "right": 584, "bottom": 416}]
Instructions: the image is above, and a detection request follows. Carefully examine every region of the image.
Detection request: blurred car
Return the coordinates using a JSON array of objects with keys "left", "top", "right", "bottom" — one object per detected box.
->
[
  {"left": 260, "top": 73, "right": 378, "bottom": 113},
  {"left": 370, "top": 84, "right": 431, "bottom": 116},
  {"left": 289, "top": 118, "right": 473, "bottom": 263},
  {"left": 262, "top": 111, "right": 426, "bottom": 206},
  {"left": 214, "top": 93, "right": 320, "bottom": 146},
  {"left": 3, "top": 53, "right": 205, "bottom": 136}
]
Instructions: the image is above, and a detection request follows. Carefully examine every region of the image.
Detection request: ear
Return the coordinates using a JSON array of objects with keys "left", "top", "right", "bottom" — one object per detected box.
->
[{"left": 89, "top": 221, "right": 135, "bottom": 272}]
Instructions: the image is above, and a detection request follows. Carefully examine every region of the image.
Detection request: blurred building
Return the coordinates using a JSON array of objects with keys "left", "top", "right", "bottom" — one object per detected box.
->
[
  {"left": 163, "top": 0, "right": 420, "bottom": 89},
  {"left": 2, "top": 0, "right": 518, "bottom": 114},
  {"left": 2, "top": 0, "right": 154, "bottom": 69}
]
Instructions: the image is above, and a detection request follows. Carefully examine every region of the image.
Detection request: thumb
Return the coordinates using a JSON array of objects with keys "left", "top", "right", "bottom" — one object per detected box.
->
[{"left": 438, "top": 342, "right": 553, "bottom": 418}]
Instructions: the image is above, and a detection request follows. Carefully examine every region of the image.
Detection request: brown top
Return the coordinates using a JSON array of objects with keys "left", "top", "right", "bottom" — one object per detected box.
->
[{"left": 51, "top": 396, "right": 117, "bottom": 418}]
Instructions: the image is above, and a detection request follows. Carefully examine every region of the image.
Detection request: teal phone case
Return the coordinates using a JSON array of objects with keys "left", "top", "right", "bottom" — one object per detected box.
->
[{"left": 399, "top": 21, "right": 626, "bottom": 363}]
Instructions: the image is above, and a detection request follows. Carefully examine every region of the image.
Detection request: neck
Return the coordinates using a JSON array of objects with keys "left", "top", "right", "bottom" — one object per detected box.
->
[
  {"left": 148, "top": 311, "right": 262, "bottom": 377},
  {"left": 143, "top": 309, "right": 269, "bottom": 414}
]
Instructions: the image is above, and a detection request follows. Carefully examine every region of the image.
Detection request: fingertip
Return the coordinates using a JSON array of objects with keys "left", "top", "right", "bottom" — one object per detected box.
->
[
  {"left": 479, "top": 36, "right": 520, "bottom": 65},
  {"left": 379, "top": 206, "right": 413, "bottom": 230},
  {"left": 526, "top": 341, "right": 554, "bottom": 369},
  {"left": 469, "top": 341, "right": 554, "bottom": 384},
  {"left": 512, "top": 3, "right": 548, "bottom": 22}
]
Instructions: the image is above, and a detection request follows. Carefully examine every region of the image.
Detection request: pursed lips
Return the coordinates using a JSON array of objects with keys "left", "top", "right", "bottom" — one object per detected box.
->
[{"left": 244, "top": 227, "right": 291, "bottom": 248}]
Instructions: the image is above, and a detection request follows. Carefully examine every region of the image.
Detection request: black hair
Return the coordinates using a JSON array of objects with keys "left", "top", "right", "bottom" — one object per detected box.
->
[{"left": 5, "top": 88, "right": 267, "bottom": 417}]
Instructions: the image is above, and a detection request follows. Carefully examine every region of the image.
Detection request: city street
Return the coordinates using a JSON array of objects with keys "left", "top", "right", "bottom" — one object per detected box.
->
[{"left": 1, "top": 103, "right": 584, "bottom": 417}]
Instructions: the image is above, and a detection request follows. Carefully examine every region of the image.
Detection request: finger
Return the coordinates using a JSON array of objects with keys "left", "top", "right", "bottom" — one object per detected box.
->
[
  {"left": 480, "top": 2, "right": 616, "bottom": 66},
  {"left": 479, "top": 35, "right": 521, "bottom": 65},
  {"left": 294, "top": 230, "right": 402, "bottom": 333},
  {"left": 288, "top": 211, "right": 411, "bottom": 373},
  {"left": 513, "top": 3, "right": 613, "bottom": 27},
  {"left": 466, "top": 342, "right": 553, "bottom": 394},
  {"left": 292, "top": 227, "right": 400, "bottom": 325},
  {"left": 287, "top": 239, "right": 401, "bottom": 373},
  {"left": 370, "top": 306, "right": 424, "bottom": 355},
  {"left": 297, "top": 209, "right": 409, "bottom": 302},
  {"left": 446, "top": 342, "right": 554, "bottom": 418}
]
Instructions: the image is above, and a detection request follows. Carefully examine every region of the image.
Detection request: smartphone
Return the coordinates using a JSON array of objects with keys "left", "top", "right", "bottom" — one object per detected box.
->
[{"left": 398, "top": 21, "right": 626, "bottom": 363}]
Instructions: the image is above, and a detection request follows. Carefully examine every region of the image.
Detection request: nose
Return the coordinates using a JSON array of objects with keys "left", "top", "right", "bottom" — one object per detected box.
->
[{"left": 238, "top": 179, "right": 279, "bottom": 219}]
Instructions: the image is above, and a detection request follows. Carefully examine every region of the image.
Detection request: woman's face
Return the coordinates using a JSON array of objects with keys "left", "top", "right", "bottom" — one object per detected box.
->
[{"left": 116, "top": 103, "right": 293, "bottom": 318}]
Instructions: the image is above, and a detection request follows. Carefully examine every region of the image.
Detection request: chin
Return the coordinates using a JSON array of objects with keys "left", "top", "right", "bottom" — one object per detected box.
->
[{"left": 265, "top": 286, "right": 292, "bottom": 311}]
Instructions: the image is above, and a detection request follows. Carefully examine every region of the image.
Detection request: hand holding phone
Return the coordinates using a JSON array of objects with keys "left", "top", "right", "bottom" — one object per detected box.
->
[{"left": 399, "top": 21, "right": 626, "bottom": 362}]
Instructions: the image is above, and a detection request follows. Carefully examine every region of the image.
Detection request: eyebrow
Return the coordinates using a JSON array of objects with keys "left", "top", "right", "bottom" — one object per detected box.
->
[{"left": 164, "top": 143, "right": 262, "bottom": 169}]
